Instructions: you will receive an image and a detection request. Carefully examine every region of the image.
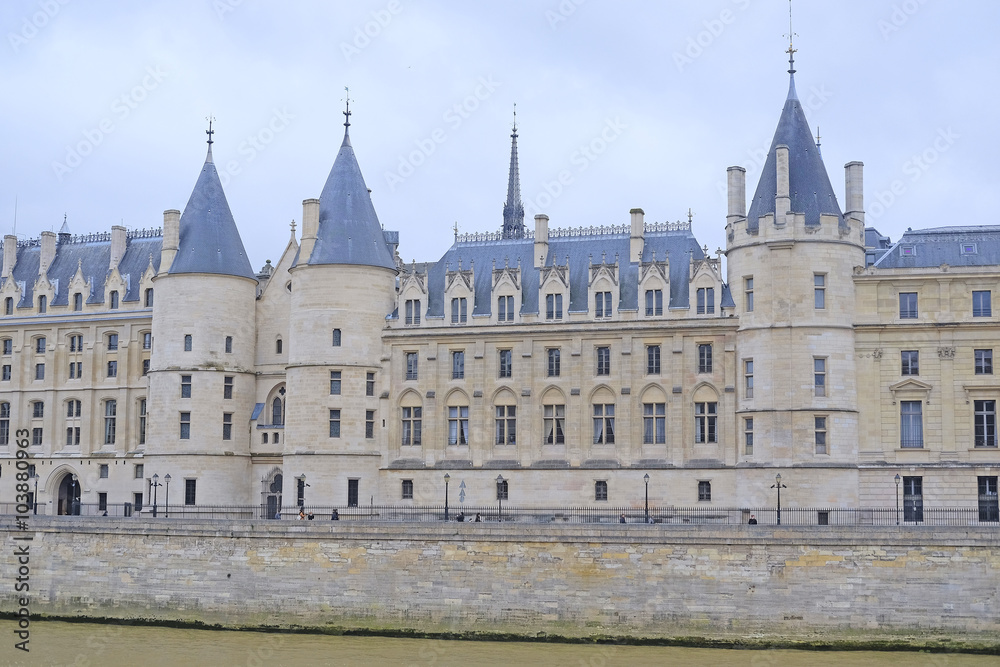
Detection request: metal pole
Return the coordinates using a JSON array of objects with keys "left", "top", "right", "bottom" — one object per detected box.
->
[
  {"left": 895, "top": 474, "right": 900, "bottom": 525},
  {"left": 32, "top": 475, "right": 38, "bottom": 515},
  {"left": 444, "top": 473, "right": 450, "bottom": 521},
  {"left": 165, "top": 474, "right": 171, "bottom": 518},
  {"left": 644, "top": 473, "right": 650, "bottom": 523}
]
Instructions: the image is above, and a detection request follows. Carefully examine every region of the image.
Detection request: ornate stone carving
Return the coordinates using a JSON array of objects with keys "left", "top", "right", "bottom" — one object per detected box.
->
[{"left": 938, "top": 346, "right": 956, "bottom": 359}]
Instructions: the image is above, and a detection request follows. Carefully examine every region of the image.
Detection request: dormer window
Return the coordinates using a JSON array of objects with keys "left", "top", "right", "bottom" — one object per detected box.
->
[
  {"left": 4, "top": 297, "right": 12, "bottom": 315},
  {"left": 109, "top": 290, "right": 119, "bottom": 309},
  {"left": 594, "top": 292, "right": 612, "bottom": 318},
  {"left": 450, "top": 298, "right": 467, "bottom": 324},
  {"left": 73, "top": 293, "right": 83, "bottom": 311},
  {"left": 37, "top": 295, "right": 46, "bottom": 313},
  {"left": 545, "top": 294, "right": 563, "bottom": 320},
  {"left": 497, "top": 295, "right": 514, "bottom": 322},
  {"left": 145, "top": 288, "right": 154, "bottom": 307},
  {"left": 696, "top": 287, "right": 714, "bottom": 315},
  {"left": 901, "top": 245, "right": 916, "bottom": 256},
  {"left": 404, "top": 299, "right": 421, "bottom": 326}
]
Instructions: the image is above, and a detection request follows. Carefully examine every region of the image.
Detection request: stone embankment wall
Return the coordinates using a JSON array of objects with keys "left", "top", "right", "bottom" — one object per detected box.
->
[{"left": 2, "top": 518, "right": 999, "bottom": 642}]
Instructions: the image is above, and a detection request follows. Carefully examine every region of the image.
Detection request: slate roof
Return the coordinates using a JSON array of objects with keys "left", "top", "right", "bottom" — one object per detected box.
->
[
  {"left": 302, "top": 129, "right": 395, "bottom": 270},
  {"left": 169, "top": 145, "right": 256, "bottom": 280},
  {"left": 874, "top": 226, "right": 1000, "bottom": 269},
  {"left": 746, "top": 74, "right": 843, "bottom": 232},
  {"left": 417, "top": 227, "right": 707, "bottom": 319}
]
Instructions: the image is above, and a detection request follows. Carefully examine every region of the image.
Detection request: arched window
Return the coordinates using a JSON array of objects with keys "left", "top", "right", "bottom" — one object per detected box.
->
[
  {"left": 276, "top": 338, "right": 283, "bottom": 354},
  {"left": 272, "top": 397, "right": 284, "bottom": 426}
]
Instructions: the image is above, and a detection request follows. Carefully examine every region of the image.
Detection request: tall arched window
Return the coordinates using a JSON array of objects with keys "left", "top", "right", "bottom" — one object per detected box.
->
[{"left": 272, "top": 397, "right": 284, "bottom": 425}]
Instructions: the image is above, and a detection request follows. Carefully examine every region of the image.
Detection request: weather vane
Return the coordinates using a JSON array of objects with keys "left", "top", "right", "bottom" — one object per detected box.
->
[
  {"left": 206, "top": 115, "right": 215, "bottom": 146},
  {"left": 343, "top": 86, "right": 352, "bottom": 128},
  {"left": 785, "top": 0, "right": 797, "bottom": 74},
  {"left": 512, "top": 103, "right": 517, "bottom": 134}
]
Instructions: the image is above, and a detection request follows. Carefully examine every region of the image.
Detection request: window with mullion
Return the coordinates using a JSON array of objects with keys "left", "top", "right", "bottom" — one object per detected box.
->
[
  {"left": 974, "top": 399, "right": 997, "bottom": 447},
  {"left": 900, "top": 401, "right": 923, "bottom": 448},
  {"left": 592, "top": 404, "right": 615, "bottom": 444},
  {"left": 448, "top": 406, "right": 469, "bottom": 445}
]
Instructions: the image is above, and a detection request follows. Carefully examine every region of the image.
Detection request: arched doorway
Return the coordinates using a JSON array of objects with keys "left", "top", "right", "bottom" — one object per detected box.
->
[
  {"left": 57, "top": 474, "right": 81, "bottom": 515},
  {"left": 263, "top": 470, "right": 283, "bottom": 519}
]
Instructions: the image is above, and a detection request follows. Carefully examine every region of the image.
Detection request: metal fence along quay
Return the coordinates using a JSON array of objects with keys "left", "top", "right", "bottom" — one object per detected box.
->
[{"left": 2, "top": 503, "right": 998, "bottom": 526}]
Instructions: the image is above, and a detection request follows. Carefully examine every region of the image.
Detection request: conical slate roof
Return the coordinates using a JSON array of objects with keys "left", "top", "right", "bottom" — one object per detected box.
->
[
  {"left": 169, "top": 145, "right": 255, "bottom": 279},
  {"left": 746, "top": 74, "right": 843, "bottom": 232},
  {"left": 307, "top": 129, "right": 395, "bottom": 269}
]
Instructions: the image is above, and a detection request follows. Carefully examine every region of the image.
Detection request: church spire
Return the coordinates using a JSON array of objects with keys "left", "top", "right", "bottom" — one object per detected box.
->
[
  {"left": 501, "top": 104, "right": 525, "bottom": 240},
  {"left": 205, "top": 115, "right": 215, "bottom": 163}
]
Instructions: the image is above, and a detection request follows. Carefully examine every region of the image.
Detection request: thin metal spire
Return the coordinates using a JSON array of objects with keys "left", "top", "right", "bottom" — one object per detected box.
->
[
  {"left": 785, "top": 0, "right": 797, "bottom": 74},
  {"left": 343, "top": 87, "right": 352, "bottom": 130},
  {"left": 501, "top": 104, "right": 525, "bottom": 239},
  {"left": 205, "top": 115, "right": 215, "bottom": 162}
]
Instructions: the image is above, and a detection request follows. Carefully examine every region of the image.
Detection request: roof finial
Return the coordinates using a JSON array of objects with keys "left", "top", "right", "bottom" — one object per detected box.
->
[
  {"left": 343, "top": 87, "right": 352, "bottom": 130},
  {"left": 453, "top": 220, "right": 459, "bottom": 240},
  {"left": 785, "top": 0, "right": 797, "bottom": 75},
  {"left": 512, "top": 103, "right": 517, "bottom": 136},
  {"left": 688, "top": 208, "right": 694, "bottom": 225},
  {"left": 205, "top": 115, "right": 215, "bottom": 162}
]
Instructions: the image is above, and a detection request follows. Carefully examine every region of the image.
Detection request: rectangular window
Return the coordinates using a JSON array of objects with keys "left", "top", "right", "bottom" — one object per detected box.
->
[
  {"left": 979, "top": 476, "right": 999, "bottom": 522},
  {"left": 348, "top": 479, "right": 360, "bottom": 507},
  {"left": 185, "top": 479, "right": 196, "bottom": 506},
  {"left": 643, "top": 403, "right": 665, "bottom": 444},
  {"left": 973, "top": 290, "right": 992, "bottom": 317},
  {"left": 401, "top": 479, "right": 414, "bottom": 500},
  {"left": 69, "top": 362, "right": 82, "bottom": 379},
  {"left": 134, "top": 464, "right": 144, "bottom": 479},
  {"left": 405, "top": 299, "right": 421, "bottom": 325},
  {"left": 145, "top": 288, "right": 154, "bottom": 308},
  {"left": 0, "top": 403, "right": 9, "bottom": 445},
  {"left": 366, "top": 410, "right": 375, "bottom": 439},
  {"left": 698, "top": 344, "right": 712, "bottom": 373},
  {"left": 142, "top": 360, "right": 149, "bottom": 376},
  {"left": 900, "top": 401, "right": 923, "bottom": 448},
  {"left": 330, "top": 370, "right": 342, "bottom": 395},
  {"left": 36, "top": 337, "right": 46, "bottom": 354},
  {"left": 107, "top": 361, "right": 117, "bottom": 378},
  {"left": 181, "top": 375, "right": 191, "bottom": 398},
  {"left": 225, "top": 335, "right": 233, "bottom": 353},
  {"left": 498, "top": 349, "right": 512, "bottom": 378},
  {"left": 596, "top": 346, "right": 610, "bottom": 376},
  {"left": 696, "top": 287, "right": 715, "bottom": 314},
  {"left": 224, "top": 376, "right": 233, "bottom": 399},
  {"left": 65, "top": 427, "right": 79, "bottom": 446},
  {"left": 744, "top": 277, "right": 754, "bottom": 312},
  {"left": 495, "top": 405, "right": 516, "bottom": 445},
  {"left": 33, "top": 401, "right": 44, "bottom": 418},
  {"left": 2, "top": 338, "right": 10, "bottom": 355},
  {"left": 547, "top": 348, "right": 561, "bottom": 377},
  {"left": 451, "top": 297, "right": 467, "bottom": 324},
  {"left": 139, "top": 398, "right": 147, "bottom": 445},
  {"left": 544, "top": 404, "right": 565, "bottom": 444},
  {"left": 104, "top": 400, "right": 117, "bottom": 444},
  {"left": 646, "top": 345, "right": 661, "bottom": 375},
  {"left": 744, "top": 417, "right": 754, "bottom": 455},
  {"left": 109, "top": 290, "right": 119, "bottom": 309},
  {"left": 35, "top": 363, "right": 44, "bottom": 380},
  {"left": 329, "top": 409, "right": 341, "bottom": 438},
  {"left": 107, "top": 333, "right": 118, "bottom": 351},
  {"left": 98, "top": 492, "right": 107, "bottom": 512},
  {"left": 814, "top": 416, "right": 827, "bottom": 454},
  {"left": 498, "top": 295, "right": 514, "bottom": 322},
  {"left": 366, "top": 372, "right": 375, "bottom": 396},
  {"left": 133, "top": 493, "right": 143, "bottom": 512},
  {"left": 4, "top": 297, "right": 10, "bottom": 315},
  {"left": 814, "top": 274, "right": 826, "bottom": 309},
  {"left": 184, "top": 334, "right": 192, "bottom": 351},
  {"left": 68, "top": 400, "right": 81, "bottom": 419},
  {"left": 592, "top": 404, "right": 615, "bottom": 444},
  {"left": 401, "top": 407, "right": 422, "bottom": 446},
  {"left": 1, "top": 365, "right": 9, "bottom": 381},
  {"left": 814, "top": 357, "right": 826, "bottom": 396},
  {"left": 974, "top": 399, "right": 997, "bottom": 448},
  {"left": 899, "top": 292, "right": 918, "bottom": 319},
  {"left": 69, "top": 335, "right": 81, "bottom": 352},
  {"left": 332, "top": 329, "right": 342, "bottom": 346},
  {"left": 74, "top": 293, "right": 83, "bottom": 311},
  {"left": 452, "top": 351, "right": 465, "bottom": 379},
  {"left": 698, "top": 481, "right": 711, "bottom": 502},
  {"left": 744, "top": 359, "right": 754, "bottom": 399},
  {"left": 180, "top": 412, "right": 191, "bottom": 440},
  {"left": 903, "top": 476, "right": 923, "bottom": 522},
  {"left": 975, "top": 349, "right": 993, "bottom": 375},
  {"left": 594, "top": 291, "right": 612, "bottom": 318},
  {"left": 595, "top": 480, "right": 608, "bottom": 501},
  {"left": 31, "top": 427, "right": 42, "bottom": 446},
  {"left": 901, "top": 350, "right": 919, "bottom": 376},
  {"left": 223, "top": 413, "right": 232, "bottom": 440},
  {"left": 405, "top": 352, "right": 418, "bottom": 380},
  {"left": 38, "top": 295, "right": 46, "bottom": 313},
  {"left": 143, "top": 332, "right": 152, "bottom": 350},
  {"left": 545, "top": 293, "right": 563, "bottom": 320},
  {"left": 695, "top": 402, "right": 718, "bottom": 443},
  {"left": 448, "top": 406, "right": 469, "bottom": 445},
  {"left": 645, "top": 289, "right": 663, "bottom": 316}
]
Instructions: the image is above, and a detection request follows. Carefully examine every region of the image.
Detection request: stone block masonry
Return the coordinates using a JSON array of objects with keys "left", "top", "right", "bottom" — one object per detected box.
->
[{"left": 2, "top": 518, "right": 999, "bottom": 646}]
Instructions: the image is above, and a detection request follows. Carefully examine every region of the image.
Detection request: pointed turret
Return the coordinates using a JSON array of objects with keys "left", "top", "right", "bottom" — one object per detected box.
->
[
  {"left": 501, "top": 106, "right": 525, "bottom": 239},
  {"left": 169, "top": 120, "right": 256, "bottom": 280},
  {"left": 306, "top": 96, "right": 395, "bottom": 270}
]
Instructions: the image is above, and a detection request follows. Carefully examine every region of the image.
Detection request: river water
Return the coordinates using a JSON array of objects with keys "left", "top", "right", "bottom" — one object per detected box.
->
[{"left": 1, "top": 621, "right": 995, "bottom": 666}]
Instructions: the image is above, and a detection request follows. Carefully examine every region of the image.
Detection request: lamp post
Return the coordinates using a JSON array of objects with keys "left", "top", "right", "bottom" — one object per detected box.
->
[
  {"left": 296, "top": 474, "right": 309, "bottom": 510},
  {"left": 496, "top": 474, "right": 505, "bottom": 522},
  {"left": 31, "top": 472, "right": 39, "bottom": 515},
  {"left": 150, "top": 473, "right": 162, "bottom": 518},
  {"left": 771, "top": 473, "right": 787, "bottom": 525},
  {"left": 71, "top": 475, "right": 79, "bottom": 516},
  {"left": 164, "top": 474, "right": 171, "bottom": 518},
  {"left": 894, "top": 473, "right": 901, "bottom": 525},
  {"left": 643, "top": 473, "right": 650, "bottom": 523},
  {"left": 443, "top": 473, "right": 451, "bottom": 521}
]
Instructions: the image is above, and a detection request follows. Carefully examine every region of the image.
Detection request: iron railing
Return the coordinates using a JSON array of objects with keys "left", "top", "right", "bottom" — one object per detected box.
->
[{"left": 2, "top": 503, "right": 999, "bottom": 526}]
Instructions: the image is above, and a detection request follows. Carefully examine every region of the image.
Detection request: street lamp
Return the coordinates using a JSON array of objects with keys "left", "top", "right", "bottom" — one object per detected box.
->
[
  {"left": 296, "top": 474, "right": 309, "bottom": 510},
  {"left": 31, "top": 472, "right": 39, "bottom": 515},
  {"left": 71, "top": 475, "right": 79, "bottom": 516},
  {"left": 771, "top": 473, "right": 787, "bottom": 525},
  {"left": 895, "top": 473, "right": 901, "bottom": 525},
  {"left": 443, "top": 473, "right": 451, "bottom": 521},
  {"left": 164, "top": 474, "right": 171, "bottom": 518},
  {"left": 496, "top": 474, "right": 505, "bottom": 522},
  {"left": 643, "top": 473, "right": 650, "bottom": 523},
  {"left": 150, "top": 473, "right": 162, "bottom": 517}
]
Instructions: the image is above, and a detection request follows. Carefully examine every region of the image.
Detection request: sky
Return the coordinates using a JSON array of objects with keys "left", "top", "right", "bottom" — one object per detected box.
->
[{"left": 1, "top": 0, "right": 997, "bottom": 273}]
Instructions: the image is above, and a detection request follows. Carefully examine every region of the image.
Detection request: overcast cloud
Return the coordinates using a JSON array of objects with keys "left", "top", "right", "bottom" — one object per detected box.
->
[{"left": 2, "top": 0, "right": 996, "bottom": 271}]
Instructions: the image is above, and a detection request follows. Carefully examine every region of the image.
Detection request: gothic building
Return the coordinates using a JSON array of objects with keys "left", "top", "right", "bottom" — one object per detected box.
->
[{"left": 1, "top": 59, "right": 997, "bottom": 521}]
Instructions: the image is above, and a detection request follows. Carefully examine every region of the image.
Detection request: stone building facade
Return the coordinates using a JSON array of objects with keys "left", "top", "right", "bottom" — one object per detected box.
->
[{"left": 0, "top": 65, "right": 997, "bottom": 520}]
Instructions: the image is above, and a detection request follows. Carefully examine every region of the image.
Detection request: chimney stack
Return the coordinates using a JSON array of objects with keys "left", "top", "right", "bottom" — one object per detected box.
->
[
  {"left": 110, "top": 225, "right": 127, "bottom": 270},
  {"left": 726, "top": 166, "right": 746, "bottom": 222},
  {"left": 533, "top": 214, "right": 549, "bottom": 268},
  {"left": 39, "top": 231, "right": 57, "bottom": 277},
  {"left": 2, "top": 235, "right": 17, "bottom": 278},
  {"left": 845, "top": 161, "right": 865, "bottom": 225},
  {"left": 629, "top": 208, "right": 644, "bottom": 263},
  {"left": 300, "top": 199, "right": 320, "bottom": 262},
  {"left": 161, "top": 209, "right": 180, "bottom": 271}
]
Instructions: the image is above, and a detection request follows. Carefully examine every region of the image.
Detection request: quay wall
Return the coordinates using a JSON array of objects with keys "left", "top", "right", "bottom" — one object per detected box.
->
[{"left": 2, "top": 518, "right": 999, "bottom": 643}]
